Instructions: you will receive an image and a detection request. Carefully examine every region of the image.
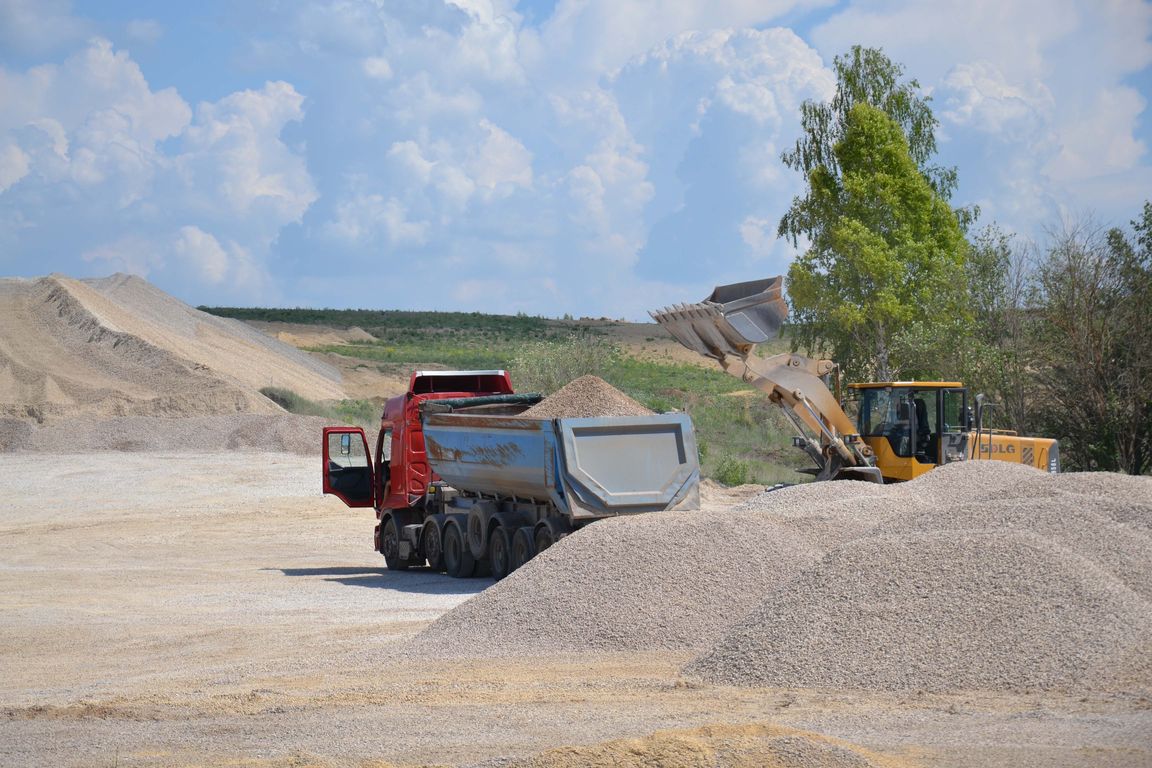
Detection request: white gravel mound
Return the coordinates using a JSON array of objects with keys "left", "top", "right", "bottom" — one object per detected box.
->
[
  {"left": 411, "top": 480, "right": 880, "bottom": 657},
  {"left": 686, "top": 531, "right": 1152, "bottom": 692},
  {"left": 415, "top": 460, "right": 1152, "bottom": 693},
  {"left": 521, "top": 375, "right": 653, "bottom": 418}
]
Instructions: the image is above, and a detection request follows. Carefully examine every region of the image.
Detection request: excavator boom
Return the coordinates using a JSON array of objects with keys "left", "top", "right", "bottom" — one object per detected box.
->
[{"left": 651, "top": 277, "right": 882, "bottom": 483}]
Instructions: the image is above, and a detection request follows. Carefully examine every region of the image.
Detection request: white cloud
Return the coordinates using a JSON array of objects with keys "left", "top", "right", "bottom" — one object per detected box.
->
[
  {"left": 0, "top": 0, "right": 89, "bottom": 56},
  {"left": 325, "top": 192, "right": 428, "bottom": 247},
  {"left": 362, "top": 56, "right": 392, "bottom": 79},
  {"left": 521, "top": 0, "right": 832, "bottom": 82},
  {"left": 125, "top": 19, "right": 163, "bottom": 45},
  {"left": 813, "top": 0, "right": 1152, "bottom": 236},
  {"left": 81, "top": 234, "right": 163, "bottom": 277},
  {"left": 470, "top": 119, "right": 533, "bottom": 192},
  {"left": 173, "top": 225, "right": 230, "bottom": 284},
  {"left": 0, "top": 144, "right": 30, "bottom": 192},
  {"left": 1, "top": 38, "right": 314, "bottom": 303},
  {"left": 176, "top": 80, "right": 317, "bottom": 226}
]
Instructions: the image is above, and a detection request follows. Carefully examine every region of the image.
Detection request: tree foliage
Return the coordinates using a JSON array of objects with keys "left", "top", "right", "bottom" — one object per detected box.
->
[
  {"left": 784, "top": 102, "right": 967, "bottom": 380},
  {"left": 780, "top": 45, "right": 959, "bottom": 238},
  {"left": 780, "top": 47, "right": 970, "bottom": 381},
  {"left": 1030, "top": 206, "right": 1152, "bottom": 474}
]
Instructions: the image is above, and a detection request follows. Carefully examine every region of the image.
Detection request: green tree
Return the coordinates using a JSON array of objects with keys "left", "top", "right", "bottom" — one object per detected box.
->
[
  {"left": 960, "top": 225, "right": 1037, "bottom": 432},
  {"left": 779, "top": 47, "right": 971, "bottom": 381},
  {"left": 780, "top": 46, "right": 961, "bottom": 233},
  {"left": 784, "top": 102, "right": 968, "bottom": 380}
]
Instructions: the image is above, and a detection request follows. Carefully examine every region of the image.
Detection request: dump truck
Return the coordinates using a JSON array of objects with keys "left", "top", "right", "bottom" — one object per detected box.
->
[
  {"left": 323, "top": 370, "right": 699, "bottom": 578},
  {"left": 651, "top": 276, "right": 1059, "bottom": 483}
]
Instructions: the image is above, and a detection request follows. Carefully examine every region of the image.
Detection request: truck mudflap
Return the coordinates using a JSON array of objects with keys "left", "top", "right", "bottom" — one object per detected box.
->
[{"left": 558, "top": 414, "right": 700, "bottom": 518}]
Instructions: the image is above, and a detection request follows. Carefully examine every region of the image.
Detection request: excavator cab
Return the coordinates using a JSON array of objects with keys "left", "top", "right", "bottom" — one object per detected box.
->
[{"left": 850, "top": 383, "right": 970, "bottom": 481}]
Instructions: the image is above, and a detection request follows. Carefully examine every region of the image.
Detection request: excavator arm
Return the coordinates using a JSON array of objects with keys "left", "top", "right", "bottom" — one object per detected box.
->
[{"left": 651, "top": 277, "right": 882, "bottom": 483}]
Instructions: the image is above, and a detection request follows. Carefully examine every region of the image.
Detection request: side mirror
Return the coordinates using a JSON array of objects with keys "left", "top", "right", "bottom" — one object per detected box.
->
[
  {"left": 340, "top": 433, "right": 351, "bottom": 455},
  {"left": 964, "top": 406, "right": 974, "bottom": 431}
]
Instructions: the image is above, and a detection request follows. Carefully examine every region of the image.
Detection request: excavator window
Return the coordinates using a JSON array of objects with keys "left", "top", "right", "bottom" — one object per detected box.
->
[
  {"left": 910, "top": 392, "right": 938, "bottom": 462},
  {"left": 858, "top": 388, "right": 914, "bottom": 458}
]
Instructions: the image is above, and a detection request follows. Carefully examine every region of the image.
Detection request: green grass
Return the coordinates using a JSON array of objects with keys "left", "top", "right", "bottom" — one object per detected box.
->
[
  {"left": 261, "top": 387, "right": 380, "bottom": 431},
  {"left": 235, "top": 306, "right": 813, "bottom": 485}
]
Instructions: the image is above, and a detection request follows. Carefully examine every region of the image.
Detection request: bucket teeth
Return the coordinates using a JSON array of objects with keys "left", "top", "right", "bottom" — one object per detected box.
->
[{"left": 650, "top": 277, "right": 788, "bottom": 363}]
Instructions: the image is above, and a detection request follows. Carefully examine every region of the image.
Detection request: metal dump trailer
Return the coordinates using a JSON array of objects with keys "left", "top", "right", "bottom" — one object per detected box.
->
[
  {"left": 422, "top": 410, "right": 699, "bottom": 579},
  {"left": 322, "top": 370, "right": 699, "bottom": 580}
]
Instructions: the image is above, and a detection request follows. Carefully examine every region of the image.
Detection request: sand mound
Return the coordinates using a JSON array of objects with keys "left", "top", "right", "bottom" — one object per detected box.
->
[
  {"left": 0, "top": 274, "right": 344, "bottom": 425},
  {"left": 521, "top": 375, "right": 653, "bottom": 418},
  {"left": 490, "top": 723, "right": 900, "bottom": 768},
  {"left": 415, "top": 460, "right": 1152, "bottom": 693}
]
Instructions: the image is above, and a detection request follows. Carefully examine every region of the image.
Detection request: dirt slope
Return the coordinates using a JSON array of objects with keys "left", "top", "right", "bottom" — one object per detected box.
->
[{"left": 0, "top": 274, "right": 344, "bottom": 423}]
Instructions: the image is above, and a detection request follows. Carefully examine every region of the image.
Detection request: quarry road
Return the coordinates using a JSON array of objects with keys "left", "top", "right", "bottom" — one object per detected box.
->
[
  {"left": 0, "top": 453, "right": 486, "bottom": 707},
  {"left": 0, "top": 453, "right": 1148, "bottom": 768}
]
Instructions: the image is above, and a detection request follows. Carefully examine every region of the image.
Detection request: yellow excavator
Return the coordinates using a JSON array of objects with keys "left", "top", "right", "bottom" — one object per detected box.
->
[{"left": 651, "top": 276, "right": 1059, "bottom": 483}]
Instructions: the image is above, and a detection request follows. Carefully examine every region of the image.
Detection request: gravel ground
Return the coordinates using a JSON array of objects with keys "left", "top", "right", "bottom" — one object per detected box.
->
[
  {"left": 521, "top": 375, "right": 653, "bottom": 418},
  {"left": 1, "top": 453, "right": 1149, "bottom": 767}
]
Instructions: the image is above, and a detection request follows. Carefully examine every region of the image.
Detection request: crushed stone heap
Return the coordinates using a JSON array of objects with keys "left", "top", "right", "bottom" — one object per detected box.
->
[
  {"left": 413, "top": 460, "right": 1152, "bottom": 693},
  {"left": 520, "top": 375, "right": 653, "bottom": 418}
]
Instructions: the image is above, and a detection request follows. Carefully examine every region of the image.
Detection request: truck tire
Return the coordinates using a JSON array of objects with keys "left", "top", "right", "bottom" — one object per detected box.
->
[
  {"left": 421, "top": 519, "right": 444, "bottom": 572},
  {"left": 489, "top": 526, "right": 512, "bottom": 581},
  {"left": 443, "top": 522, "right": 475, "bottom": 579},
  {"left": 467, "top": 508, "right": 487, "bottom": 559},
  {"left": 380, "top": 517, "right": 410, "bottom": 571},
  {"left": 534, "top": 525, "right": 555, "bottom": 554},
  {"left": 512, "top": 527, "right": 535, "bottom": 570}
]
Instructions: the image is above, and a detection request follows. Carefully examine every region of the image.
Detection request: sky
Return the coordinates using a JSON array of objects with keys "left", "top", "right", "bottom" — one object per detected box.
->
[{"left": 1, "top": 0, "right": 1149, "bottom": 319}]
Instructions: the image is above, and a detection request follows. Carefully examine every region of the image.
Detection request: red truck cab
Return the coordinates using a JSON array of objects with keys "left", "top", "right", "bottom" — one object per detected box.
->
[{"left": 323, "top": 370, "right": 515, "bottom": 561}]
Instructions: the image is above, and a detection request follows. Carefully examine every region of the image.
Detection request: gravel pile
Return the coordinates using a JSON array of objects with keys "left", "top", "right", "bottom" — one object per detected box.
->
[
  {"left": 521, "top": 376, "right": 653, "bottom": 418},
  {"left": 0, "top": 414, "right": 329, "bottom": 455},
  {"left": 689, "top": 461, "right": 1152, "bottom": 692},
  {"left": 687, "top": 531, "right": 1152, "bottom": 692},
  {"left": 416, "top": 460, "right": 1152, "bottom": 693},
  {"left": 411, "top": 481, "right": 872, "bottom": 656}
]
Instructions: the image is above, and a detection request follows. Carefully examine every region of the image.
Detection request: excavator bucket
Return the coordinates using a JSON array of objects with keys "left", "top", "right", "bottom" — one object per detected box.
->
[{"left": 649, "top": 276, "right": 788, "bottom": 362}]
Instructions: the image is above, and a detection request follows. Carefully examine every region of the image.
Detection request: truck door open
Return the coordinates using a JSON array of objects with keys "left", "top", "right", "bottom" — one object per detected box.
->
[{"left": 323, "top": 427, "right": 375, "bottom": 507}]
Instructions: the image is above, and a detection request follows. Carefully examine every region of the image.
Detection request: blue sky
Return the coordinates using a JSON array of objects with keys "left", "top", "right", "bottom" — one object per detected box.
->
[{"left": 1, "top": 0, "right": 1149, "bottom": 318}]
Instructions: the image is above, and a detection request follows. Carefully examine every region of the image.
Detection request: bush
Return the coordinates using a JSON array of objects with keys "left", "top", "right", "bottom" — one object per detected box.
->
[
  {"left": 713, "top": 457, "right": 750, "bottom": 486},
  {"left": 260, "top": 387, "right": 379, "bottom": 430},
  {"left": 510, "top": 332, "right": 621, "bottom": 394}
]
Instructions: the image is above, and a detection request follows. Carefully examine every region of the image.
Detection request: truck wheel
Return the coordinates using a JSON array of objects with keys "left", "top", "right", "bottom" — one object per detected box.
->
[
  {"left": 381, "top": 517, "right": 410, "bottom": 571},
  {"left": 467, "top": 508, "right": 487, "bottom": 559},
  {"left": 443, "top": 523, "right": 475, "bottom": 579},
  {"left": 421, "top": 520, "right": 444, "bottom": 572},
  {"left": 534, "top": 526, "right": 555, "bottom": 554},
  {"left": 512, "top": 527, "right": 535, "bottom": 570},
  {"left": 489, "top": 526, "right": 512, "bottom": 581}
]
